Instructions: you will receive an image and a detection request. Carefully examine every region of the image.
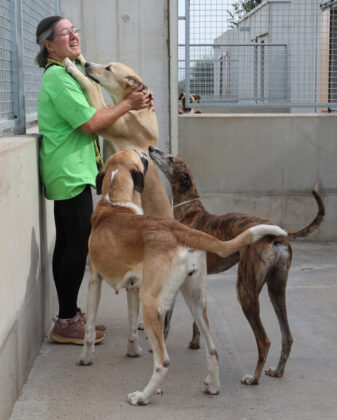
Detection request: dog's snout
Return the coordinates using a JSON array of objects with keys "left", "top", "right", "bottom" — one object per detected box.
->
[
  {"left": 84, "top": 62, "right": 90, "bottom": 68},
  {"left": 148, "top": 146, "right": 155, "bottom": 153}
]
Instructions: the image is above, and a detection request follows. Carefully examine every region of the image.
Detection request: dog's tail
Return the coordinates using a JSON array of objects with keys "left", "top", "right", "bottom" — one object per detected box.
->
[
  {"left": 175, "top": 223, "right": 287, "bottom": 259},
  {"left": 288, "top": 189, "right": 325, "bottom": 239}
]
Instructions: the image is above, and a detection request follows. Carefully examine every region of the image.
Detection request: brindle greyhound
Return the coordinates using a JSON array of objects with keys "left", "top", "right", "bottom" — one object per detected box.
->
[{"left": 149, "top": 145, "right": 324, "bottom": 386}]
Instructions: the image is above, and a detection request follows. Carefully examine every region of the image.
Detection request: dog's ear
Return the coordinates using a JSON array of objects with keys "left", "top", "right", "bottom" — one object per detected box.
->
[
  {"left": 95, "top": 168, "right": 106, "bottom": 195},
  {"left": 195, "top": 95, "right": 201, "bottom": 101},
  {"left": 179, "top": 93, "right": 184, "bottom": 100},
  {"left": 125, "top": 76, "right": 148, "bottom": 92},
  {"left": 178, "top": 173, "right": 192, "bottom": 193},
  {"left": 131, "top": 170, "right": 144, "bottom": 193}
]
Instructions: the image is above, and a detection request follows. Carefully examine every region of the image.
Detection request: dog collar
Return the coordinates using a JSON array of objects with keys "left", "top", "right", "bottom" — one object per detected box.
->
[
  {"left": 105, "top": 194, "right": 143, "bottom": 215},
  {"left": 173, "top": 198, "right": 199, "bottom": 209}
]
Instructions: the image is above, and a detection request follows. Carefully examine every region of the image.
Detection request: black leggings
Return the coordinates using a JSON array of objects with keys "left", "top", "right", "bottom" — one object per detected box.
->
[{"left": 52, "top": 185, "right": 93, "bottom": 319}]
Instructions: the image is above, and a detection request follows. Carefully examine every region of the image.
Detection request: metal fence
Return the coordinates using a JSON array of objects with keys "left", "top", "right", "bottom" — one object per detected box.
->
[
  {"left": 179, "top": 0, "right": 337, "bottom": 111},
  {"left": 0, "top": 0, "right": 59, "bottom": 135}
]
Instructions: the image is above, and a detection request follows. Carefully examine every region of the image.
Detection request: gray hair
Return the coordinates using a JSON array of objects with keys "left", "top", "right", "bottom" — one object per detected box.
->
[{"left": 35, "top": 15, "right": 63, "bottom": 68}]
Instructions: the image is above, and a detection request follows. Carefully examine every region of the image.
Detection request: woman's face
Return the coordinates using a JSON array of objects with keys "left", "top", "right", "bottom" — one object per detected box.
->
[{"left": 45, "top": 18, "right": 81, "bottom": 61}]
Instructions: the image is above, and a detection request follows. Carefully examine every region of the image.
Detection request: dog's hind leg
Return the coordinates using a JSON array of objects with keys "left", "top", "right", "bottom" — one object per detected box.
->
[
  {"left": 180, "top": 257, "right": 220, "bottom": 395},
  {"left": 189, "top": 322, "right": 201, "bottom": 349},
  {"left": 127, "top": 299, "right": 170, "bottom": 405},
  {"left": 78, "top": 272, "right": 103, "bottom": 366},
  {"left": 126, "top": 286, "right": 143, "bottom": 357},
  {"left": 265, "top": 246, "right": 293, "bottom": 378},
  {"left": 163, "top": 306, "right": 173, "bottom": 340},
  {"left": 237, "top": 251, "right": 271, "bottom": 385}
]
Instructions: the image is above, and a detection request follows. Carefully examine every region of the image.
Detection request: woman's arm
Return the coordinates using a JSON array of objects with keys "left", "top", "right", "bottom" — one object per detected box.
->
[{"left": 80, "top": 86, "right": 152, "bottom": 134}]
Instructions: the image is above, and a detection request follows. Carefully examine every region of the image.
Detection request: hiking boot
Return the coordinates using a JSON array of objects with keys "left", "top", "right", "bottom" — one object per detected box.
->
[
  {"left": 77, "top": 309, "right": 107, "bottom": 333},
  {"left": 50, "top": 312, "right": 105, "bottom": 345}
]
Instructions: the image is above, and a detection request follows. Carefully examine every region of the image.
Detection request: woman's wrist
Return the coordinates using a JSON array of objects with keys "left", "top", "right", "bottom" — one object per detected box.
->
[{"left": 120, "top": 97, "right": 133, "bottom": 112}]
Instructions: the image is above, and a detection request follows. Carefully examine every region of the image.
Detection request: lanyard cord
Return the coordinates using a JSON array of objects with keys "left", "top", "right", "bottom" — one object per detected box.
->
[
  {"left": 47, "top": 58, "right": 64, "bottom": 66},
  {"left": 92, "top": 133, "right": 104, "bottom": 170}
]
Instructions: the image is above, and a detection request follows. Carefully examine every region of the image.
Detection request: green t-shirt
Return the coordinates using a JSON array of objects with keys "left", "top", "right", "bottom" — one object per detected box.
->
[{"left": 38, "top": 65, "right": 98, "bottom": 200}]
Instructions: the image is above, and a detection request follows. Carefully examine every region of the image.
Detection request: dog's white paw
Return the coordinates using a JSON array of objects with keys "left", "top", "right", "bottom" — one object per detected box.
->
[
  {"left": 204, "top": 383, "right": 220, "bottom": 395},
  {"left": 77, "top": 357, "right": 93, "bottom": 366},
  {"left": 241, "top": 374, "right": 258, "bottom": 385},
  {"left": 127, "top": 341, "right": 143, "bottom": 357},
  {"left": 138, "top": 321, "right": 144, "bottom": 330},
  {"left": 63, "top": 57, "right": 73, "bottom": 70},
  {"left": 203, "top": 376, "right": 220, "bottom": 395},
  {"left": 63, "top": 57, "right": 79, "bottom": 77},
  {"left": 74, "top": 54, "right": 86, "bottom": 67},
  {"left": 127, "top": 391, "right": 149, "bottom": 406}
]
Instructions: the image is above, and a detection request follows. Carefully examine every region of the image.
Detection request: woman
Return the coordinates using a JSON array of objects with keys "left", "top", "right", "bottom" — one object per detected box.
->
[{"left": 36, "top": 16, "right": 152, "bottom": 344}]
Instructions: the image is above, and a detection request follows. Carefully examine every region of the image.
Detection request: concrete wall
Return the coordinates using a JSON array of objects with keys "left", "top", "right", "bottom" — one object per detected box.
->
[
  {"left": 178, "top": 114, "right": 337, "bottom": 241},
  {"left": 0, "top": 136, "right": 56, "bottom": 420}
]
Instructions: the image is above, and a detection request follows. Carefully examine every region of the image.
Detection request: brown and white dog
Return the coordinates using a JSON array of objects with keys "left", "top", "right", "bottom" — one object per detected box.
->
[
  {"left": 149, "top": 146, "right": 324, "bottom": 386},
  {"left": 63, "top": 56, "right": 172, "bottom": 218},
  {"left": 78, "top": 149, "right": 287, "bottom": 405},
  {"left": 179, "top": 92, "right": 201, "bottom": 114}
]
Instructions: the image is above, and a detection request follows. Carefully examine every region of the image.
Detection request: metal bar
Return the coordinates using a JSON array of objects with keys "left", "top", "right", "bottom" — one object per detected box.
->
[
  {"left": 185, "top": 0, "right": 191, "bottom": 108},
  {"left": 179, "top": 43, "right": 288, "bottom": 47},
  {"left": 254, "top": 45, "right": 258, "bottom": 101},
  {"left": 10, "top": 0, "right": 26, "bottom": 134},
  {"left": 260, "top": 42, "right": 265, "bottom": 102},
  {"left": 183, "top": 102, "right": 337, "bottom": 109},
  {"left": 285, "top": 45, "right": 289, "bottom": 101}
]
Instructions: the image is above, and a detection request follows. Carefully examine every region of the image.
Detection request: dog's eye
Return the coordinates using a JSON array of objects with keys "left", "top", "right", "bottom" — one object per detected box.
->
[
  {"left": 105, "top": 66, "right": 111, "bottom": 71},
  {"left": 169, "top": 156, "right": 174, "bottom": 162}
]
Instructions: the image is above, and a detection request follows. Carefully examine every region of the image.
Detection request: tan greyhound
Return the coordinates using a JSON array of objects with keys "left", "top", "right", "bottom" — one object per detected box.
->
[
  {"left": 78, "top": 149, "right": 288, "bottom": 405},
  {"left": 63, "top": 56, "right": 172, "bottom": 218}
]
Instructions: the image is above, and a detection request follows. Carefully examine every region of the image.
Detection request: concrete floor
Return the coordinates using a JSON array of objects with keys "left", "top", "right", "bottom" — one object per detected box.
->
[{"left": 9, "top": 242, "right": 337, "bottom": 420}]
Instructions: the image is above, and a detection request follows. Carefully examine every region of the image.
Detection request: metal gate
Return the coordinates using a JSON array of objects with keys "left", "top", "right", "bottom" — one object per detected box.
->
[{"left": 179, "top": 0, "right": 337, "bottom": 111}]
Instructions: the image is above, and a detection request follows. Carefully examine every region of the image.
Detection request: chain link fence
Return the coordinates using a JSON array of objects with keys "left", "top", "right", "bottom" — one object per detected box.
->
[
  {"left": 0, "top": 0, "right": 59, "bottom": 135},
  {"left": 179, "top": 0, "right": 337, "bottom": 111}
]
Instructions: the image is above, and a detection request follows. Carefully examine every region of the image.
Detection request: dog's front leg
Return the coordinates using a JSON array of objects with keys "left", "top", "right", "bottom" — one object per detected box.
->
[
  {"left": 78, "top": 274, "right": 102, "bottom": 366},
  {"left": 126, "top": 287, "right": 143, "bottom": 357},
  {"left": 75, "top": 54, "right": 106, "bottom": 109},
  {"left": 64, "top": 57, "right": 104, "bottom": 110}
]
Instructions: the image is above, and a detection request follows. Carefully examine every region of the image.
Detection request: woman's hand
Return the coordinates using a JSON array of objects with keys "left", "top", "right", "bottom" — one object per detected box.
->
[{"left": 124, "top": 85, "right": 154, "bottom": 111}]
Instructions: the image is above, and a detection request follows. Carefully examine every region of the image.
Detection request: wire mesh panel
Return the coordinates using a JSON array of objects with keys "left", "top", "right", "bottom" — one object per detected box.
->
[
  {"left": 0, "top": 0, "right": 59, "bottom": 134},
  {"left": 22, "top": 0, "right": 59, "bottom": 123},
  {"left": 0, "top": 0, "right": 14, "bottom": 128},
  {"left": 179, "top": 0, "right": 337, "bottom": 110}
]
